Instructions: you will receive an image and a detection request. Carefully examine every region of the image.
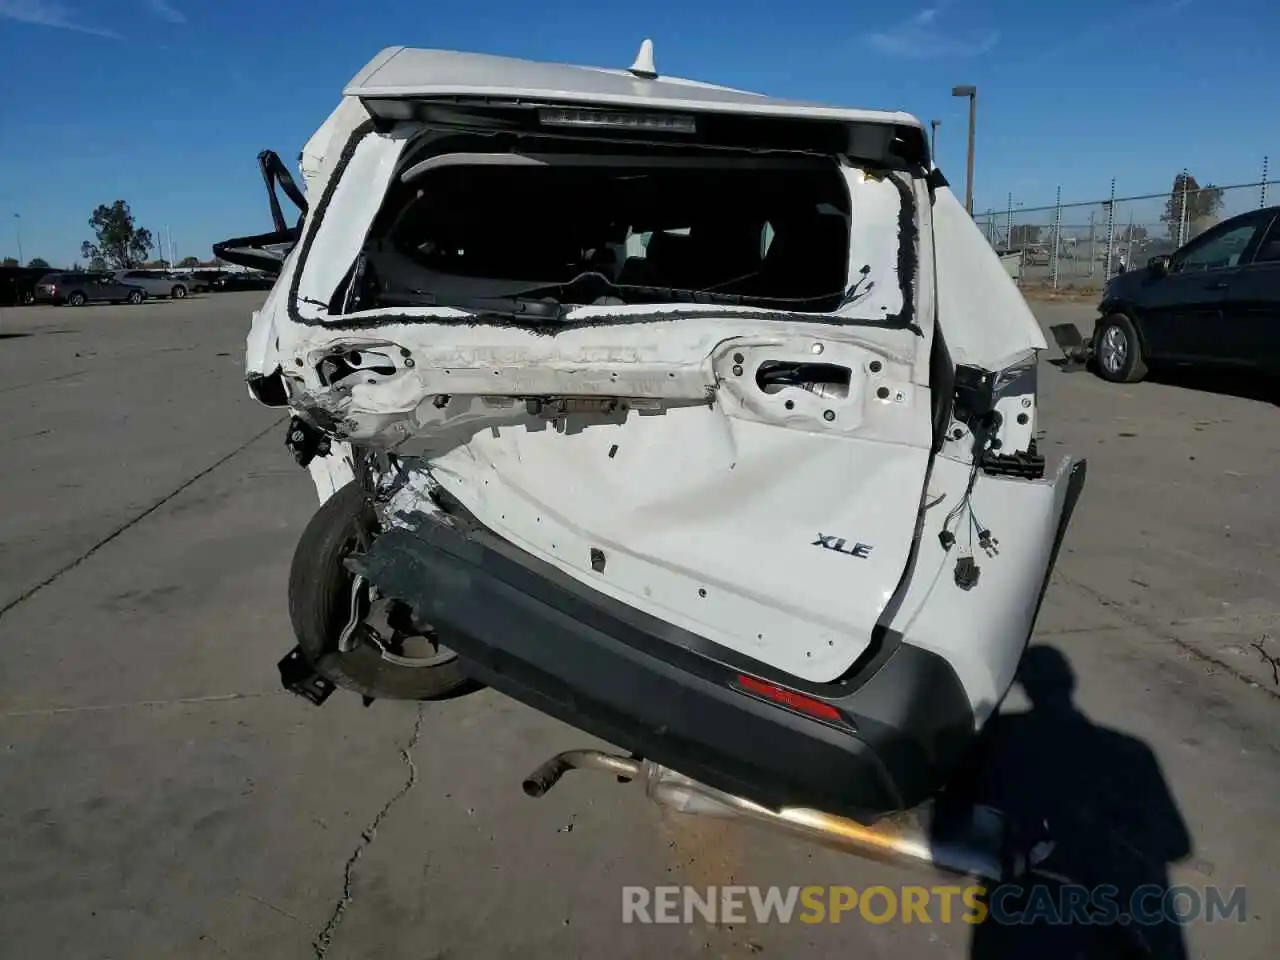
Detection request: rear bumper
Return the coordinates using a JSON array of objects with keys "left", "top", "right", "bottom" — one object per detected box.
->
[{"left": 353, "top": 509, "right": 979, "bottom": 821}]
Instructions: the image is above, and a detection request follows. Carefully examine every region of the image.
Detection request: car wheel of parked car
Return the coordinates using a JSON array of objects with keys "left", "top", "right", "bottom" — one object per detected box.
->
[
  {"left": 127, "top": 290, "right": 144, "bottom": 304},
  {"left": 171, "top": 285, "right": 187, "bottom": 299},
  {"left": 67, "top": 292, "right": 86, "bottom": 306},
  {"left": 1094, "top": 313, "right": 1147, "bottom": 383},
  {"left": 288, "top": 481, "right": 470, "bottom": 702},
  {"left": 22, "top": 291, "right": 35, "bottom": 305}
]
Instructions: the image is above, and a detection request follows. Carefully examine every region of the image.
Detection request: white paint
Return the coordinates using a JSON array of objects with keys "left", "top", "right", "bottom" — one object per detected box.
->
[
  {"left": 885, "top": 456, "right": 1078, "bottom": 723},
  {"left": 343, "top": 46, "right": 922, "bottom": 131},
  {"left": 308, "top": 442, "right": 356, "bottom": 504},
  {"left": 932, "top": 185, "right": 1047, "bottom": 371},
  {"left": 241, "top": 56, "right": 1073, "bottom": 708},
  {"left": 426, "top": 391, "right": 933, "bottom": 682}
]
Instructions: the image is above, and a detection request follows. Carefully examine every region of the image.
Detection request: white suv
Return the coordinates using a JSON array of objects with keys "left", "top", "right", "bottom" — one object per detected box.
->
[{"left": 224, "top": 42, "right": 1085, "bottom": 833}]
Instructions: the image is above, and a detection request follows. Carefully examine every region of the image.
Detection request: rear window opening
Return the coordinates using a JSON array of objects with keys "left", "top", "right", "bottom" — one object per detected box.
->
[{"left": 343, "top": 141, "right": 856, "bottom": 317}]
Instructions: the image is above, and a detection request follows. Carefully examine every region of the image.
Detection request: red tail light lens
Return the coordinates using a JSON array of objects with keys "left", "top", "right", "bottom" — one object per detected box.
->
[{"left": 735, "top": 674, "right": 844, "bottom": 723}]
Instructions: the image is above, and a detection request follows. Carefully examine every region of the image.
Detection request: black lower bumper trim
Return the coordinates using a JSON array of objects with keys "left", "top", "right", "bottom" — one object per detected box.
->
[{"left": 353, "top": 514, "right": 977, "bottom": 820}]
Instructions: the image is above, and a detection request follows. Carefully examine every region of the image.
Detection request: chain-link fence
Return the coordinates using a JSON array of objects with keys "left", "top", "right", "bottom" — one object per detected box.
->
[{"left": 974, "top": 170, "right": 1275, "bottom": 291}]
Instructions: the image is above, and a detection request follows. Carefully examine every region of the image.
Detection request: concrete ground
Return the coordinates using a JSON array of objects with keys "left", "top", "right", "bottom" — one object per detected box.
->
[{"left": 0, "top": 293, "right": 1276, "bottom": 959}]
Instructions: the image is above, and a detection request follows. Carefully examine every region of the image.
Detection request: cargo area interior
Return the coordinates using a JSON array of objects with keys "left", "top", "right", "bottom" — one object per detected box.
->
[{"left": 340, "top": 136, "right": 857, "bottom": 314}]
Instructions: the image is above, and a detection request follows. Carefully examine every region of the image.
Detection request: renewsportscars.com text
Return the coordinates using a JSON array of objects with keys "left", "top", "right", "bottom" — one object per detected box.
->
[{"left": 622, "top": 884, "right": 1247, "bottom": 926}]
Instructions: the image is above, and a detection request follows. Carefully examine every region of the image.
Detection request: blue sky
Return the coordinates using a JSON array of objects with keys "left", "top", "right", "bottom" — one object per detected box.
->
[{"left": 0, "top": 0, "right": 1275, "bottom": 265}]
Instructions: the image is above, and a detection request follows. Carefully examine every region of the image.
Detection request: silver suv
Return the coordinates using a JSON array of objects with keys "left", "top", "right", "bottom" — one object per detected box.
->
[{"left": 112, "top": 270, "right": 190, "bottom": 299}]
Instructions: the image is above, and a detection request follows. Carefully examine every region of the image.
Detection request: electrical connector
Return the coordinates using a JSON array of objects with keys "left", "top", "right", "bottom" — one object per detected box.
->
[
  {"left": 939, "top": 530, "right": 956, "bottom": 550},
  {"left": 954, "top": 556, "right": 980, "bottom": 590},
  {"left": 977, "top": 528, "right": 999, "bottom": 556}
]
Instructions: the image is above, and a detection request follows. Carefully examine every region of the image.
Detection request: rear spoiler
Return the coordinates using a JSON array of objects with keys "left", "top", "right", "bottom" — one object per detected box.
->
[
  {"left": 212, "top": 227, "right": 299, "bottom": 275},
  {"left": 211, "top": 149, "right": 308, "bottom": 275}
]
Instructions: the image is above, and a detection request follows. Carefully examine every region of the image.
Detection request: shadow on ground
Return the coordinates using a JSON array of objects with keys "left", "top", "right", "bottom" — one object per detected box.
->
[
  {"left": 1045, "top": 357, "right": 1278, "bottom": 405},
  {"left": 939, "top": 645, "right": 1192, "bottom": 959},
  {"left": 1146, "top": 367, "right": 1279, "bottom": 405}
]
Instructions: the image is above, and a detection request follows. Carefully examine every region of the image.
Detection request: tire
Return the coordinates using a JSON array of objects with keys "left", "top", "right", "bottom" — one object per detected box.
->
[
  {"left": 22, "top": 291, "right": 34, "bottom": 305},
  {"left": 67, "top": 291, "right": 87, "bottom": 306},
  {"left": 127, "top": 290, "right": 144, "bottom": 304},
  {"left": 288, "top": 482, "right": 468, "bottom": 701},
  {"left": 171, "top": 284, "right": 187, "bottom": 299},
  {"left": 1093, "top": 313, "right": 1147, "bottom": 383}
]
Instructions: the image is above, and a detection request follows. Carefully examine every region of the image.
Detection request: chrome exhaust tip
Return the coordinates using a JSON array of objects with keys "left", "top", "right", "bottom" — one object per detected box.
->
[{"left": 522, "top": 750, "right": 1052, "bottom": 883}]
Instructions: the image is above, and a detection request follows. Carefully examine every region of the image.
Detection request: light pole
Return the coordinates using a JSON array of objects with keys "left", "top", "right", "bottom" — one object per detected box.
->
[
  {"left": 951, "top": 85, "right": 977, "bottom": 214},
  {"left": 930, "top": 119, "right": 940, "bottom": 166},
  {"left": 12, "top": 213, "right": 22, "bottom": 265}
]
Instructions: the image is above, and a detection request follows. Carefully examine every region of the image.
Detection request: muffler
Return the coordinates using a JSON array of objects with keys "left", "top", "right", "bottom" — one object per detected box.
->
[{"left": 522, "top": 749, "right": 1052, "bottom": 884}]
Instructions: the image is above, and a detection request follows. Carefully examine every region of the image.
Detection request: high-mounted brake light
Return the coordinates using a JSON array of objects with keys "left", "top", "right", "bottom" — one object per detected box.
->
[
  {"left": 735, "top": 674, "right": 844, "bottom": 724},
  {"left": 537, "top": 107, "right": 696, "bottom": 134}
]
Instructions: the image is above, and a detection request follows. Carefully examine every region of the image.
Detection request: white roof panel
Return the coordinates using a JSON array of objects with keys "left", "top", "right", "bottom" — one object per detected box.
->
[{"left": 345, "top": 47, "right": 922, "bottom": 130}]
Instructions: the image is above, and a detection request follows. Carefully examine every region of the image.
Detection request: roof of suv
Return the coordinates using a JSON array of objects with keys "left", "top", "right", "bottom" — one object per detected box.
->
[{"left": 344, "top": 46, "right": 923, "bottom": 131}]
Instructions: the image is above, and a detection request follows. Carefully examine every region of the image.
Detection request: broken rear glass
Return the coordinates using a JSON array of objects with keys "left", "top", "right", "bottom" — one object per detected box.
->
[{"left": 350, "top": 147, "right": 856, "bottom": 316}]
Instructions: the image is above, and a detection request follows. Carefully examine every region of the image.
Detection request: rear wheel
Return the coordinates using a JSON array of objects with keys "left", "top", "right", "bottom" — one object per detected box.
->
[
  {"left": 67, "top": 291, "right": 87, "bottom": 306},
  {"left": 288, "top": 482, "right": 469, "bottom": 701},
  {"left": 1094, "top": 313, "right": 1147, "bottom": 383},
  {"left": 127, "top": 290, "right": 144, "bottom": 304},
  {"left": 171, "top": 284, "right": 187, "bottom": 299}
]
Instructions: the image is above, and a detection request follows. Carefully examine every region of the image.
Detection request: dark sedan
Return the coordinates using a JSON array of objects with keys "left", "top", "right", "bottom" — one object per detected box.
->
[
  {"left": 211, "top": 271, "right": 275, "bottom": 292},
  {"left": 32, "top": 272, "right": 147, "bottom": 306},
  {"left": 1090, "top": 205, "right": 1280, "bottom": 381}
]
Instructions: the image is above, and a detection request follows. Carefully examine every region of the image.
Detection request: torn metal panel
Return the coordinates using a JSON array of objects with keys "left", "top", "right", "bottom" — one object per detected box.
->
[{"left": 932, "top": 184, "right": 1047, "bottom": 371}]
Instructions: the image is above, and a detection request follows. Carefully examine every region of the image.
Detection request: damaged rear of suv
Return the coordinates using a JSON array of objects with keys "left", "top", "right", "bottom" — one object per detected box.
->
[{"left": 226, "top": 43, "right": 1085, "bottom": 868}]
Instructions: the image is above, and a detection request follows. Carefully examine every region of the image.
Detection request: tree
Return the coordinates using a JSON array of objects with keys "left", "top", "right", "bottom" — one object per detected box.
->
[
  {"left": 28, "top": 257, "right": 50, "bottom": 269},
  {"left": 178, "top": 256, "right": 200, "bottom": 268},
  {"left": 86, "top": 254, "right": 107, "bottom": 272},
  {"left": 1161, "top": 173, "right": 1224, "bottom": 241},
  {"left": 1, "top": 257, "right": 17, "bottom": 267},
  {"left": 81, "top": 201, "right": 154, "bottom": 269}
]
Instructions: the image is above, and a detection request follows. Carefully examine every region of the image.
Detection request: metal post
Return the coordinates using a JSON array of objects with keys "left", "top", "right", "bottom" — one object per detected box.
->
[
  {"left": 1088, "top": 210, "right": 1096, "bottom": 278},
  {"left": 930, "top": 120, "right": 940, "bottom": 165},
  {"left": 1104, "top": 179, "right": 1116, "bottom": 278},
  {"left": 1006, "top": 192, "right": 1013, "bottom": 250},
  {"left": 951, "top": 86, "right": 977, "bottom": 215},
  {"left": 13, "top": 213, "right": 22, "bottom": 265},
  {"left": 167, "top": 225, "right": 175, "bottom": 267},
  {"left": 1262, "top": 156, "right": 1269, "bottom": 209},
  {"left": 1051, "top": 186, "right": 1062, "bottom": 290},
  {"left": 1177, "top": 168, "right": 1189, "bottom": 248}
]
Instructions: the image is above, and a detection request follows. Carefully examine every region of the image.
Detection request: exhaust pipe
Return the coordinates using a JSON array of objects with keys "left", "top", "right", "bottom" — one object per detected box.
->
[
  {"left": 522, "top": 750, "right": 1052, "bottom": 884},
  {"left": 522, "top": 749, "right": 643, "bottom": 797}
]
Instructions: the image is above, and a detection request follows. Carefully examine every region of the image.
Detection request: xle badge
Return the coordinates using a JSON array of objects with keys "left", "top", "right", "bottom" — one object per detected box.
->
[{"left": 812, "top": 534, "right": 874, "bottom": 559}]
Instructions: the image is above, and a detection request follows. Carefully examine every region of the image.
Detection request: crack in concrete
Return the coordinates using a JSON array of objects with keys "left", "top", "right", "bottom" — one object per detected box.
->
[
  {"left": 313, "top": 705, "right": 424, "bottom": 959},
  {"left": 0, "top": 415, "right": 287, "bottom": 622},
  {"left": 1060, "top": 574, "right": 1280, "bottom": 701}
]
